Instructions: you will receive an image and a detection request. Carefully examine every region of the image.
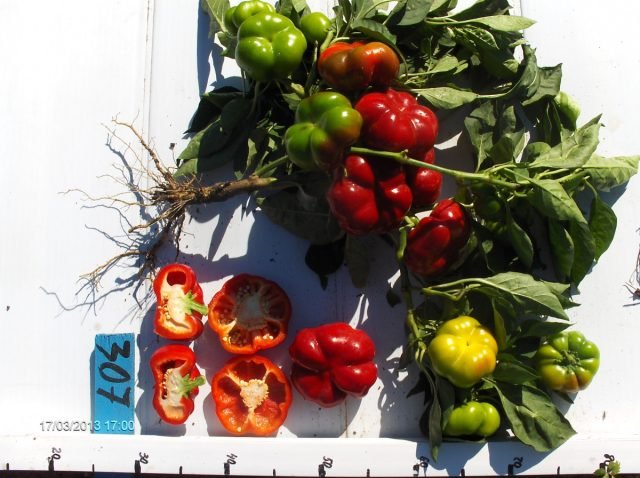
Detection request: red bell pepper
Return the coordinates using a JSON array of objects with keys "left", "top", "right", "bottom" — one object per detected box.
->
[
  {"left": 289, "top": 323, "right": 378, "bottom": 407},
  {"left": 150, "top": 344, "right": 205, "bottom": 425},
  {"left": 317, "top": 41, "right": 400, "bottom": 93},
  {"left": 153, "top": 263, "right": 208, "bottom": 340},
  {"left": 406, "top": 148, "right": 443, "bottom": 209},
  {"left": 326, "top": 154, "right": 413, "bottom": 235},
  {"left": 404, "top": 198, "right": 471, "bottom": 277},
  {"left": 354, "top": 88, "right": 439, "bottom": 159}
]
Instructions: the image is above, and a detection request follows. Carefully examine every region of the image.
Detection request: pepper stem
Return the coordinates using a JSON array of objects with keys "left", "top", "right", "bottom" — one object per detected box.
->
[
  {"left": 180, "top": 374, "right": 206, "bottom": 396},
  {"left": 184, "top": 292, "right": 209, "bottom": 316}
]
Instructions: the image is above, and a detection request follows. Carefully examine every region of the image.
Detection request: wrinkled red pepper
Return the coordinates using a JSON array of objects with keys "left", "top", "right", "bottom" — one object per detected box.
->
[
  {"left": 404, "top": 199, "right": 471, "bottom": 277},
  {"left": 317, "top": 41, "right": 400, "bottom": 93},
  {"left": 354, "top": 88, "right": 439, "bottom": 158},
  {"left": 326, "top": 154, "right": 413, "bottom": 235},
  {"left": 289, "top": 323, "right": 377, "bottom": 407},
  {"left": 406, "top": 148, "right": 443, "bottom": 209},
  {"left": 150, "top": 344, "right": 205, "bottom": 425},
  {"left": 153, "top": 263, "right": 208, "bottom": 340}
]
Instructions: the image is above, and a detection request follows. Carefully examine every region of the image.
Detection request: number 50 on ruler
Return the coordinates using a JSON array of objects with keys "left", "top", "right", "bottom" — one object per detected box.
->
[{"left": 93, "top": 333, "right": 135, "bottom": 434}]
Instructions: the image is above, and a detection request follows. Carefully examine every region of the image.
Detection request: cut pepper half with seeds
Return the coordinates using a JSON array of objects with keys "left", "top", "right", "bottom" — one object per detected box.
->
[
  {"left": 207, "top": 274, "right": 291, "bottom": 354},
  {"left": 211, "top": 355, "right": 292, "bottom": 435}
]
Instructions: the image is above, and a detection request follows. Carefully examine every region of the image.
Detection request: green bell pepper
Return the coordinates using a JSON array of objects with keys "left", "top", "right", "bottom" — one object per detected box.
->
[
  {"left": 534, "top": 330, "right": 600, "bottom": 393},
  {"left": 444, "top": 401, "right": 501, "bottom": 438},
  {"left": 284, "top": 91, "right": 362, "bottom": 170},
  {"left": 224, "top": 0, "right": 276, "bottom": 35},
  {"left": 235, "top": 12, "right": 307, "bottom": 82}
]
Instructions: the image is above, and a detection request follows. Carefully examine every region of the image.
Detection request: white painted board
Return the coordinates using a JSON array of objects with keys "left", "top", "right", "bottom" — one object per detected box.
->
[{"left": 0, "top": 0, "right": 639, "bottom": 475}]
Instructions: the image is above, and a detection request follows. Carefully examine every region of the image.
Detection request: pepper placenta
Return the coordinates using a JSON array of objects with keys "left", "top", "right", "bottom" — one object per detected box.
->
[
  {"left": 211, "top": 355, "right": 292, "bottom": 435},
  {"left": 444, "top": 401, "right": 501, "bottom": 438},
  {"left": 153, "top": 263, "right": 209, "bottom": 341},
  {"left": 208, "top": 274, "right": 291, "bottom": 354},
  {"left": 285, "top": 91, "right": 362, "bottom": 171},
  {"left": 235, "top": 11, "right": 307, "bottom": 81},
  {"left": 327, "top": 154, "right": 413, "bottom": 235},
  {"left": 318, "top": 41, "right": 400, "bottom": 93},
  {"left": 288, "top": 322, "right": 377, "bottom": 407},
  {"left": 534, "top": 330, "right": 600, "bottom": 392},
  {"left": 355, "top": 88, "right": 439, "bottom": 159},
  {"left": 404, "top": 198, "right": 471, "bottom": 276},
  {"left": 428, "top": 316, "right": 498, "bottom": 389},
  {"left": 150, "top": 345, "right": 205, "bottom": 425}
]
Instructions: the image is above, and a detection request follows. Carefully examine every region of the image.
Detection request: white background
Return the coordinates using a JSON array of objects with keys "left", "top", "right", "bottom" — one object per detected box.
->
[{"left": 0, "top": 0, "right": 639, "bottom": 475}]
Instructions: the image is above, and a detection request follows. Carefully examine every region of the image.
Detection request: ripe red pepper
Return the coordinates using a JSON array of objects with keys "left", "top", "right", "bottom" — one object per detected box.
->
[
  {"left": 326, "top": 154, "right": 413, "bottom": 235},
  {"left": 288, "top": 323, "right": 377, "bottom": 407},
  {"left": 317, "top": 41, "right": 400, "bottom": 93},
  {"left": 404, "top": 199, "right": 471, "bottom": 277},
  {"left": 354, "top": 88, "right": 439, "bottom": 159},
  {"left": 211, "top": 355, "right": 292, "bottom": 435},
  {"left": 153, "top": 263, "right": 208, "bottom": 340},
  {"left": 150, "top": 345, "right": 205, "bottom": 425},
  {"left": 406, "top": 148, "right": 442, "bottom": 209},
  {"left": 207, "top": 274, "right": 291, "bottom": 354}
]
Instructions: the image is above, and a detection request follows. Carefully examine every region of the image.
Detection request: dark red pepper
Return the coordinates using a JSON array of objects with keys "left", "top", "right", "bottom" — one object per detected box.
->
[
  {"left": 317, "top": 41, "right": 400, "bottom": 93},
  {"left": 153, "top": 263, "right": 208, "bottom": 341},
  {"left": 406, "top": 148, "right": 442, "bottom": 209},
  {"left": 326, "top": 154, "right": 413, "bottom": 235},
  {"left": 354, "top": 88, "right": 439, "bottom": 158},
  {"left": 404, "top": 199, "right": 471, "bottom": 277},
  {"left": 150, "top": 345, "right": 205, "bottom": 425},
  {"left": 289, "top": 323, "right": 378, "bottom": 407}
]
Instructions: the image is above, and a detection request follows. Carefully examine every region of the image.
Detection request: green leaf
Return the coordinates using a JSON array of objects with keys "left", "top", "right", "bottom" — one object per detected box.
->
[
  {"left": 589, "top": 193, "right": 617, "bottom": 261},
  {"left": 429, "top": 0, "right": 457, "bottom": 14},
  {"left": 568, "top": 219, "right": 596, "bottom": 285},
  {"left": 345, "top": 235, "right": 370, "bottom": 288},
  {"left": 201, "top": 0, "right": 230, "bottom": 35},
  {"left": 528, "top": 119, "right": 601, "bottom": 169},
  {"left": 583, "top": 155, "right": 640, "bottom": 191},
  {"left": 506, "top": 212, "right": 533, "bottom": 268},
  {"left": 517, "top": 318, "right": 572, "bottom": 339},
  {"left": 452, "top": 25, "right": 498, "bottom": 51},
  {"left": 491, "top": 381, "right": 576, "bottom": 451},
  {"left": 467, "top": 15, "right": 535, "bottom": 32},
  {"left": 491, "top": 130, "right": 525, "bottom": 164},
  {"left": 351, "top": 18, "right": 396, "bottom": 44},
  {"left": 522, "top": 64, "right": 562, "bottom": 106},
  {"left": 388, "top": 0, "right": 432, "bottom": 26},
  {"left": 257, "top": 173, "right": 344, "bottom": 245},
  {"left": 416, "top": 87, "right": 478, "bottom": 109},
  {"left": 473, "top": 272, "right": 571, "bottom": 320},
  {"left": 547, "top": 220, "right": 574, "bottom": 281},
  {"left": 492, "top": 359, "right": 538, "bottom": 385},
  {"left": 428, "top": 55, "right": 464, "bottom": 75},
  {"left": 511, "top": 45, "right": 541, "bottom": 100},
  {"left": 526, "top": 178, "right": 586, "bottom": 223}
]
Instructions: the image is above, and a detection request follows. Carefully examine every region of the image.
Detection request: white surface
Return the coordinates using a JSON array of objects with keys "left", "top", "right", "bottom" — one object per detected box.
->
[{"left": 0, "top": 0, "right": 639, "bottom": 475}]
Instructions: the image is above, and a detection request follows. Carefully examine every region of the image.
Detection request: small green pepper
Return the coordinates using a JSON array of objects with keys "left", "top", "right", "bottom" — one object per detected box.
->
[
  {"left": 285, "top": 91, "right": 362, "bottom": 170},
  {"left": 444, "top": 401, "right": 501, "bottom": 438},
  {"left": 235, "top": 12, "right": 307, "bottom": 82},
  {"left": 223, "top": 0, "right": 276, "bottom": 35},
  {"left": 299, "top": 12, "right": 331, "bottom": 44}
]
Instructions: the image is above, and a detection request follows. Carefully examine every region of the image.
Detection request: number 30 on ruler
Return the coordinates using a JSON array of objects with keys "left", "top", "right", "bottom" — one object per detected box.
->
[{"left": 93, "top": 333, "right": 135, "bottom": 435}]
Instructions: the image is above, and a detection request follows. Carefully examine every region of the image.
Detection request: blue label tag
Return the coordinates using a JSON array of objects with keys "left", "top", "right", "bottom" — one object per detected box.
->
[{"left": 92, "top": 333, "right": 135, "bottom": 434}]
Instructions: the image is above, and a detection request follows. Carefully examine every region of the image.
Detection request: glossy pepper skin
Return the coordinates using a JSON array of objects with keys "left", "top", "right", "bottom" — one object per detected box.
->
[
  {"left": 299, "top": 12, "right": 331, "bottom": 44},
  {"left": 150, "top": 345, "right": 205, "bottom": 425},
  {"left": 404, "top": 198, "right": 471, "bottom": 276},
  {"left": 327, "top": 154, "right": 413, "bottom": 235},
  {"left": 428, "top": 316, "right": 498, "bottom": 389},
  {"left": 235, "top": 12, "right": 307, "bottom": 82},
  {"left": 318, "top": 41, "right": 400, "bottom": 93},
  {"left": 355, "top": 88, "right": 439, "bottom": 158},
  {"left": 207, "top": 274, "right": 291, "bottom": 354},
  {"left": 153, "top": 263, "right": 209, "bottom": 340},
  {"left": 224, "top": 0, "right": 276, "bottom": 35},
  {"left": 444, "top": 401, "right": 501, "bottom": 438},
  {"left": 406, "top": 148, "right": 442, "bottom": 209},
  {"left": 289, "top": 323, "right": 377, "bottom": 407},
  {"left": 211, "top": 355, "right": 292, "bottom": 435},
  {"left": 284, "top": 92, "right": 362, "bottom": 171},
  {"left": 534, "top": 331, "right": 600, "bottom": 393}
]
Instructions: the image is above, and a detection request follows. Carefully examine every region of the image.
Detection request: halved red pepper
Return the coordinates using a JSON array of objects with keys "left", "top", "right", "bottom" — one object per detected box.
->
[
  {"left": 207, "top": 274, "right": 291, "bottom": 354},
  {"left": 153, "top": 263, "right": 208, "bottom": 340},
  {"left": 327, "top": 154, "right": 413, "bottom": 235},
  {"left": 211, "top": 355, "right": 292, "bottom": 435},
  {"left": 289, "top": 323, "right": 378, "bottom": 407},
  {"left": 150, "top": 344, "right": 205, "bottom": 425}
]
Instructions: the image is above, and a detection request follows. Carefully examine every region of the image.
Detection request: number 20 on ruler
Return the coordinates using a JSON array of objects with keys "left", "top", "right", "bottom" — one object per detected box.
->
[{"left": 93, "top": 333, "right": 135, "bottom": 434}]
